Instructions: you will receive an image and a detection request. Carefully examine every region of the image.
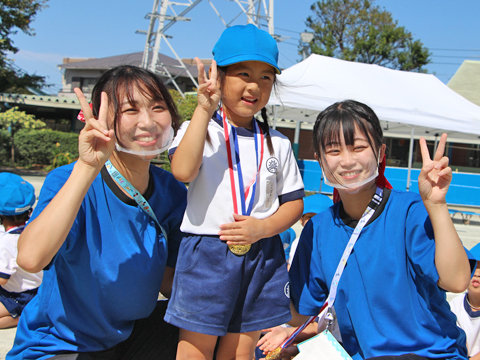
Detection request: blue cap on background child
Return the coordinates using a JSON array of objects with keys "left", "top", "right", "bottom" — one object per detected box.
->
[
  {"left": 303, "top": 193, "right": 332, "bottom": 215},
  {"left": 469, "top": 243, "right": 480, "bottom": 262},
  {"left": 0, "top": 173, "right": 36, "bottom": 216},
  {"left": 212, "top": 24, "right": 281, "bottom": 74}
]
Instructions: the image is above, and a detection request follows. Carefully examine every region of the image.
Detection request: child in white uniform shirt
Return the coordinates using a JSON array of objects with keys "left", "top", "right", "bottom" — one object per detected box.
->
[
  {"left": 165, "top": 24, "right": 304, "bottom": 360},
  {"left": 450, "top": 243, "right": 480, "bottom": 359},
  {"left": 0, "top": 173, "right": 42, "bottom": 329}
]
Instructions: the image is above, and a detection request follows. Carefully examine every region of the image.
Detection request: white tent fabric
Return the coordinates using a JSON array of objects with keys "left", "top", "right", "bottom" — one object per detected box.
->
[{"left": 268, "top": 54, "right": 480, "bottom": 144}]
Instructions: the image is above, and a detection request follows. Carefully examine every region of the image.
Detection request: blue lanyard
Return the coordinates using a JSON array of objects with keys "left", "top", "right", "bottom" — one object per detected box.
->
[{"left": 105, "top": 160, "right": 168, "bottom": 243}]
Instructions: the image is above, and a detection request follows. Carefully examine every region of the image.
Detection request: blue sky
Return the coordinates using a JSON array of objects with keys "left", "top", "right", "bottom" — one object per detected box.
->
[{"left": 8, "top": 0, "right": 480, "bottom": 94}]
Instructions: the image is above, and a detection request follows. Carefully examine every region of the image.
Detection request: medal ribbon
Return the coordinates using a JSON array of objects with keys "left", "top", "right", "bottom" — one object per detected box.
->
[
  {"left": 6, "top": 225, "right": 25, "bottom": 235},
  {"left": 219, "top": 108, "right": 264, "bottom": 216},
  {"left": 270, "top": 187, "right": 384, "bottom": 356},
  {"left": 105, "top": 160, "right": 168, "bottom": 242}
]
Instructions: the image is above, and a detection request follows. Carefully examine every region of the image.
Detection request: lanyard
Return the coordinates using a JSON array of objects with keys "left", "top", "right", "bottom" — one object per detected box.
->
[
  {"left": 218, "top": 108, "right": 264, "bottom": 216},
  {"left": 105, "top": 160, "right": 168, "bottom": 242},
  {"left": 271, "top": 186, "right": 384, "bottom": 356},
  {"left": 324, "top": 186, "right": 383, "bottom": 323}
]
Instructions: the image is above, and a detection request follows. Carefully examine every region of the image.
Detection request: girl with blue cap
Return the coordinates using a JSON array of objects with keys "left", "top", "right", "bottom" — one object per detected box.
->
[
  {"left": 0, "top": 173, "right": 42, "bottom": 329},
  {"left": 166, "top": 24, "right": 305, "bottom": 359}
]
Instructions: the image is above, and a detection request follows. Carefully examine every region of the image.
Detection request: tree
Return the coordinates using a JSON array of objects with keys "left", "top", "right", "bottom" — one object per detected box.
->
[
  {"left": 0, "top": 106, "right": 45, "bottom": 165},
  {"left": 0, "top": 0, "right": 49, "bottom": 93},
  {"left": 305, "top": 0, "right": 431, "bottom": 72},
  {"left": 169, "top": 89, "right": 197, "bottom": 124}
]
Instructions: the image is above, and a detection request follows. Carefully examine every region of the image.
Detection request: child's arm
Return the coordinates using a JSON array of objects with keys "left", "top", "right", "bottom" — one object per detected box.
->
[
  {"left": 0, "top": 278, "right": 7, "bottom": 286},
  {"left": 218, "top": 199, "right": 303, "bottom": 245},
  {"left": 418, "top": 133, "right": 471, "bottom": 293},
  {"left": 17, "top": 90, "right": 115, "bottom": 273},
  {"left": 170, "top": 58, "right": 221, "bottom": 183}
]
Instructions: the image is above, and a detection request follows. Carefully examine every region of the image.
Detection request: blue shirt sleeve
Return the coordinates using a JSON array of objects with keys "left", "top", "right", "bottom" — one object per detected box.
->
[{"left": 289, "top": 218, "right": 328, "bottom": 316}]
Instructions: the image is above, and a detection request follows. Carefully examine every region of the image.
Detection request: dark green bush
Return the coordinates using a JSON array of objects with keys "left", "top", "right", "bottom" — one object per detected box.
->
[
  {"left": 0, "top": 129, "right": 12, "bottom": 165},
  {"left": 13, "top": 129, "right": 79, "bottom": 167}
]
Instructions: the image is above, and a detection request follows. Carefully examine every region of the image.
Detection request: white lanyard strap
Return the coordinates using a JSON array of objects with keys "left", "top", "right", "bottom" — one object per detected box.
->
[
  {"left": 105, "top": 160, "right": 168, "bottom": 242},
  {"left": 325, "top": 186, "right": 383, "bottom": 324}
]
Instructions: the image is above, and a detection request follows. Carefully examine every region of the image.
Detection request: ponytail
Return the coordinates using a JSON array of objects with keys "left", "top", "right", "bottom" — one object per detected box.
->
[{"left": 260, "top": 107, "right": 274, "bottom": 156}]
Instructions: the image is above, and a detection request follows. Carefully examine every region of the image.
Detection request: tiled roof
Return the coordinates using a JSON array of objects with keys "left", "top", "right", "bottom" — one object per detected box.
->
[{"left": 58, "top": 51, "right": 200, "bottom": 77}]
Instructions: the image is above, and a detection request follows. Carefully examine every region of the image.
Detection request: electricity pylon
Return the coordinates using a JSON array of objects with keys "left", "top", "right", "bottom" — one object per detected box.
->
[{"left": 137, "top": 0, "right": 277, "bottom": 97}]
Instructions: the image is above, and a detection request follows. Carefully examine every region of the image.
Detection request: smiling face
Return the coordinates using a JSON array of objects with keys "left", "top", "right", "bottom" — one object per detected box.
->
[
  {"left": 114, "top": 85, "right": 172, "bottom": 159},
  {"left": 220, "top": 61, "right": 275, "bottom": 128},
  {"left": 321, "top": 124, "right": 384, "bottom": 191}
]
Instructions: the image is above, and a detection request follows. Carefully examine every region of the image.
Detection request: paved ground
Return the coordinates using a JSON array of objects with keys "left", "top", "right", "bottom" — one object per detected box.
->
[{"left": 0, "top": 172, "right": 478, "bottom": 359}]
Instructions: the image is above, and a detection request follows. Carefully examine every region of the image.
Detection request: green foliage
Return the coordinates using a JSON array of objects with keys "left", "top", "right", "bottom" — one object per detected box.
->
[
  {"left": 169, "top": 89, "right": 197, "bottom": 124},
  {"left": 0, "top": 0, "right": 48, "bottom": 92},
  {"left": 0, "top": 128, "right": 11, "bottom": 162},
  {"left": 306, "top": 0, "right": 431, "bottom": 72},
  {"left": 0, "top": 106, "right": 45, "bottom": 132},
  {"left": 10, "top": 129, "right": 78, "bottom": 167}
]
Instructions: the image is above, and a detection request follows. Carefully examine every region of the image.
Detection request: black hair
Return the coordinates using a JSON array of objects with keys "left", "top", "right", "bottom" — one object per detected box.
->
[
  {"left": 0, "top": 209, "right": 32, "bottom": 226},
  {"left": 217, "top": 65, "right": 278, "bottom": 155},
  {"left": 90, "top": 65, "right": 181, "bottom": 148},
  {"left": 313, "top": 100, "right": 384, "bottom": 183}
]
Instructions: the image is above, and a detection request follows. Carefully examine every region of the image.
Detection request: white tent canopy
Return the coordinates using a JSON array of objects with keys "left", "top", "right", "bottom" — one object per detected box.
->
[{"left": 268, "top": 54, "right": 480, "bottom": 144}]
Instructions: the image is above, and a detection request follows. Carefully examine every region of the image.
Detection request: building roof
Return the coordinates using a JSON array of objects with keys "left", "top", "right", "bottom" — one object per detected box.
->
[
  {"left": 58, "top": 51, "right": 200, "bottom": 78},
  {"left": 447, "top": 60, "right": 480, "bottom": 107},
  {"left": 0, "top": 93, "right": 80, "bottom": 110}
]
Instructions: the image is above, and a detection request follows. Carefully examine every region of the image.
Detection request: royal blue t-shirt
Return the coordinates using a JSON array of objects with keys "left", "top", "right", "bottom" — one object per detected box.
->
[
  {"left": 8, "top": 163, "right": 187, "bottom": 360},
  {"left": 289, "top": 189, "right": 469, "bottom": 360}
]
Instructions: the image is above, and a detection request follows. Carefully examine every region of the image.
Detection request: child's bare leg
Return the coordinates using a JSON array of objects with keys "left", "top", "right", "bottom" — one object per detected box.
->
[
  {"left": 0, "top": 303, "right": 18, "bottom": 329},
  {"left": 177, "top": 329, "right": 218, "bottom": 360},
  {"left": 216, "top": 330, "right": 262, "bottom": 360}
]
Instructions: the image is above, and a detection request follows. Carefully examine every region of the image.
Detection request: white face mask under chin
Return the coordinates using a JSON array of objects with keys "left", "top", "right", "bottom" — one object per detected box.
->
[
  {"left": 322, "top": 154, "right": 381, "bottom": 191},
  {"left": 115, "top": 127, "right": 174, "bottom": 158}
]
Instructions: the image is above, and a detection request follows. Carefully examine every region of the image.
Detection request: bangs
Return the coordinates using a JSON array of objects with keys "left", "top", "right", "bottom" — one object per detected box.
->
[
  {"left": 113, "top": 76, "right": 165, "bottom": 112},
  {"left": 313, "top": 100, "right": 383, "bottom": 162}
]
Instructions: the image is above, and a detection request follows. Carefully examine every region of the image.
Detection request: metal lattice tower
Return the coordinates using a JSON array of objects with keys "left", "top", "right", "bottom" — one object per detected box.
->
[{"left": 137, "top": 0, "right": 277, "bottom": 97}]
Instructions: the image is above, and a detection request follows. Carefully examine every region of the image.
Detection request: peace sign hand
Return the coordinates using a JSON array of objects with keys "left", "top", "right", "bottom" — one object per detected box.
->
[
  {"left": 418, "top": 133, "right": 452, "bottom": 205},
  {"left": 195, "top": 57, "right": 221, "bottom": 116},
  {"left": 74, "top": 88, "right": 115, "bottom": 171}
]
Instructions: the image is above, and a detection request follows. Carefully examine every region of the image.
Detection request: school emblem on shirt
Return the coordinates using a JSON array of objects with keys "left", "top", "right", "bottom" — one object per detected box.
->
[
  {"left": 284, "top": 282, "right": 290, "bottom": 298},
  {"left": 266, "top": 157, "right": 279, "bottom": 173}
]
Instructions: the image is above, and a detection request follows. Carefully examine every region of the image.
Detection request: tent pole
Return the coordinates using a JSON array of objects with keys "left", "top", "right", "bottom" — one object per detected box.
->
[
  {"left": 406, "top": 127, "right": 415, "bottom": 191},
  {"left": 272, "top": 106, "right": 277, "bottom": 130},
  {"left": 293, "top": 120, "right": 301, "bottom": 160}
]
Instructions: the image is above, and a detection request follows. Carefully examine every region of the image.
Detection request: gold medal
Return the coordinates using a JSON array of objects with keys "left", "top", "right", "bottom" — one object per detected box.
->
[
  {"left": 266, "top": 348, "right": 282, "bottom": 360},
  {"left": 228, "top": 244, "right": 251, "bottom": 255}
]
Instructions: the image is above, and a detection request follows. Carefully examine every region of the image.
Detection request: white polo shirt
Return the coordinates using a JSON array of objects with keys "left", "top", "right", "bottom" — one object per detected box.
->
[
  {"left": 0, "top": 226, "right": 43, "bottom": 293},
  {"left": 169, "top": 116, "right": 304, "bottom": 235}
]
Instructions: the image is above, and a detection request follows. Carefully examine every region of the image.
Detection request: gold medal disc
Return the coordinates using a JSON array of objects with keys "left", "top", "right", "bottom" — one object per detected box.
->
[
  {"left": 228, "top": 244, "right": 251, "bottom": 255},
  {"left": 266, "top": 348, "right": 282, "bottom": 360}
]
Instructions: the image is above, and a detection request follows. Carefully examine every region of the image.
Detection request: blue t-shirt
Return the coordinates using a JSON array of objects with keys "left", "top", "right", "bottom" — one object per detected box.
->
[
  {"left": 8, "top": 163, "right": 187, "bottom": 360},
  {"left": 289, "top": 189, "right": 469, "bottom": 360}
]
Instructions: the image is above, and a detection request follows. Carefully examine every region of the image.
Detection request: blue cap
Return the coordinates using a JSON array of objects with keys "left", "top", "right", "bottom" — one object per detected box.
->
[
  {"left": 213, "top": 24, "right": 281, "bottom": 74},
  {"left": 303, "top": 194, "right": 332, "bottom": 215},
  {"left": 0, "top": 173, "right": 36, "bottom": 216},
  {"left": 470, "top": 243, "right": 480, "bottom": 262}
]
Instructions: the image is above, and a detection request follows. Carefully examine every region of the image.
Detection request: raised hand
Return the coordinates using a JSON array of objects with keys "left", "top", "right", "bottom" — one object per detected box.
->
[
  {"left": 219, "top": 213, "right": 266, "bottom": 245},
  {"left": 74, "top": 88, "right": 115, "bottom": 171},
  {"left": 195, "top": 57, "right": 221, "bottom": 116},
  {"left": 418, "top": 133, "right": 452, "bottom": 205}
]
